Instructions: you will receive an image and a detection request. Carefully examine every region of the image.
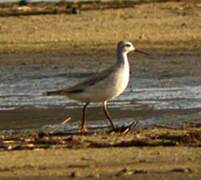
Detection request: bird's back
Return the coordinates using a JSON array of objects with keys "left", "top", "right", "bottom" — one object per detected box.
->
[{"left": 46, "top": 63, "right": 129, "bottom": 102}]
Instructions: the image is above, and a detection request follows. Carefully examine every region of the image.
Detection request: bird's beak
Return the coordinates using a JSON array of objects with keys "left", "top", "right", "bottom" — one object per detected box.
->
[
  {"left": 134, "top": 49, "right": 154, "bottom": 59},
  {"left": 135, "top": 49, "right": 150, "bottom": 56}
]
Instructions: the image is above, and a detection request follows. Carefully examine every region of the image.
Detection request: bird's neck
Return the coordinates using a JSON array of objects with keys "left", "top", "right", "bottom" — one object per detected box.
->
[{"left": 116, "top": 51, "right": 129, "bottom": 66}]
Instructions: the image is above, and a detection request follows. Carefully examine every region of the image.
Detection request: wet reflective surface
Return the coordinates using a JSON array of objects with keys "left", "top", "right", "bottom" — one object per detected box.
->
[{"left": 0, "top": 52, "right": 201, "bottom": 131}]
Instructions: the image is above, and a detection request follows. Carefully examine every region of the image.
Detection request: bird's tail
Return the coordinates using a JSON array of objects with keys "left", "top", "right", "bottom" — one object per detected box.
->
[{"left": 44, "top": 90, "right": 64, "bottom": 96}]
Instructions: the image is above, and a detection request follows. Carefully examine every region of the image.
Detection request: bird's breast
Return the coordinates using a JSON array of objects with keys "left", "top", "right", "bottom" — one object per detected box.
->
[
  {"left": 113, "top": 64, "right": 130, "bottom": 94},
  {"left": 94, "top": 64, "right": 130, "bottom": 100}
]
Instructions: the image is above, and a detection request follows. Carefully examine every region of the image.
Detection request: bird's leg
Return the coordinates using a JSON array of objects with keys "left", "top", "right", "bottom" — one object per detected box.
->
[
  {"left": 80, "top": 102, "right": 90, "bottom": 133},
  {"left": 103, "top": 101, "right": 116, "bottom": 131}
]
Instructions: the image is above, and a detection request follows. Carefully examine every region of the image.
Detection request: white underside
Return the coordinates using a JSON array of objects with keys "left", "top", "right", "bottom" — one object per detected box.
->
[{"left": 68, "top": 61, "right": 130, "bottom": 102}]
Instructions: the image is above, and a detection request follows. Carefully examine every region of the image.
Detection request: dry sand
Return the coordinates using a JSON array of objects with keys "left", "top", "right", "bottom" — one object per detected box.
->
[{"left": 0, "top": 1, "right": 201, "bottom": 53}]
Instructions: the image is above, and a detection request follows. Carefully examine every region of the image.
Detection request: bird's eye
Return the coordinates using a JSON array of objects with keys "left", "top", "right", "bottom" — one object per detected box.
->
[{"left": 125, "top": 44, "right": 131, "bottom": 47}]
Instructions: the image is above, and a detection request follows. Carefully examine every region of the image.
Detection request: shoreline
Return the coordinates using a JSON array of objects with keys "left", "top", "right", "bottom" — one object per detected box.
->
[
  {"left": 0, "top": 126, "right": 201, "bottom": 178},
  {"left": 0, "top": 1, "right": 201, "bottom": 179}
]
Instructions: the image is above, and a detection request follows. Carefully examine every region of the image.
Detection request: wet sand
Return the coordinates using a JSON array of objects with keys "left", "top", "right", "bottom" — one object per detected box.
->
[
  {"left": 0, "top": 126, "right": 201, "bottom": 179},
  {"left": 0, "top": 147, "right": 201, "bottom": 179},
  {"left": 0, "top": 1, "right": 201, "bottom": 179},
  {"left": 1, "top": 147, "right": 200, "bottom": 179}
]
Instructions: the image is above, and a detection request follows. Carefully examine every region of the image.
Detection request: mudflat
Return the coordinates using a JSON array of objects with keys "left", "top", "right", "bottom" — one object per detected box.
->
[
  {"left": 0, "top": 1, "right": 201, "bottom": 179},
  {"left": 0, "top": 126, "right": 201, "bottom": 179}
]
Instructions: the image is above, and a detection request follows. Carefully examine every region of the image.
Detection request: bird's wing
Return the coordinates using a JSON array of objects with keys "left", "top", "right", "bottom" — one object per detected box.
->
[{"left": 46, "top": 66, "right": 115, "bottom": 96}]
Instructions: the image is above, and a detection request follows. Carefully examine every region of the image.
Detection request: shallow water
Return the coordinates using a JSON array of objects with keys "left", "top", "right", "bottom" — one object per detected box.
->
[
  {"left": 0, "top": 72, "right": 201, "bottom": 111},
  {"left": 0, "top": 71, "right": 201, "bottom": 129},
  {"left": 0, "top": 65, "right": 201, "bottom": 132}
]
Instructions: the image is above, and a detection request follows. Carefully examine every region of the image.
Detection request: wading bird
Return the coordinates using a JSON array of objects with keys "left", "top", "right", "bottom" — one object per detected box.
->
[{"left": 46, "top": 41, "right": 148, "bottom": 133}]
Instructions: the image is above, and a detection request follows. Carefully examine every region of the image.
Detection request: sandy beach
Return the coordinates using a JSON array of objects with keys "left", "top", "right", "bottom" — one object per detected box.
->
[{"left": 0, "top": 1, "right": 201, "bottom": 179}]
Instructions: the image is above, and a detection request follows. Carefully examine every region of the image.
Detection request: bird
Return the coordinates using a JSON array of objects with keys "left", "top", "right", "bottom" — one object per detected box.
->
[{"left": 46, "top": 41, "right": 148, "bottom": 133}]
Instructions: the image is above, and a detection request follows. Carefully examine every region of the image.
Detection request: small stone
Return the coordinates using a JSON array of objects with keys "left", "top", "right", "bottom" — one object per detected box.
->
[
  {"left": 115, "top": 168, "right": 132, "bottom": 176},
  {"left": 69, "top": 171, "right": 77, "bottom": 177},
  {"left": 181, "top": 22, "right": 187, "bottom": 27}
]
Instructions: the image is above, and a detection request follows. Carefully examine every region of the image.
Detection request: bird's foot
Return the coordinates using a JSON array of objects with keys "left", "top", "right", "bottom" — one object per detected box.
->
[
  {"left": 110, "top": 120, "right": 139, "bottom": 134},
  {"left": 80, "top": 126, "right": 90, "bottom": 134},
  {"left": 121, "top": 120, "right": 138, "bottom": 134}
]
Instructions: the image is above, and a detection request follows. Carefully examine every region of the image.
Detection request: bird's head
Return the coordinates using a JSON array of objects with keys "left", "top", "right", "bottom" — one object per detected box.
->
[
  {"left": 117, "top": 41, "right": 135, "bottom": 54},
  {"left": 117, "top": 40, "right": 150, "bottom": 56}
]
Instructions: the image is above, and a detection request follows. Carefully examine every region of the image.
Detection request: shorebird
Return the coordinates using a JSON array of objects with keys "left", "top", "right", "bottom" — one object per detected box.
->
[{"left": 46, "top": 41, "right": 148, "bottom": 133}]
